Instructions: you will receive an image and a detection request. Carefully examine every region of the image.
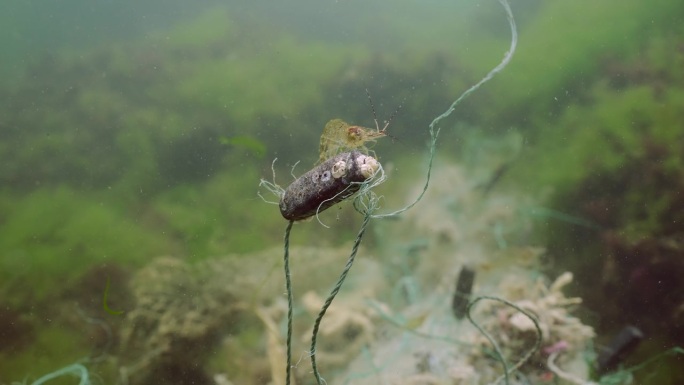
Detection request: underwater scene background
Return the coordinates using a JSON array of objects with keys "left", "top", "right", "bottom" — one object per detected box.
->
[{"left": 1, "top": 0, "right": 684, "bottom": 384}]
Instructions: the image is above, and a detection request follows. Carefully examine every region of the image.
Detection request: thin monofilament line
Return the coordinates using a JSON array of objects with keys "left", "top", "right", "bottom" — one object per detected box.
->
[
  {"left": 314, "top": 182, "right": 359, "bottom": 228},
  {"left": 31, "top": 364, "right": 91, "bottom": 385},
  {"left": 283, "top": 220, "right": 294, "bottom": 385},
  {"left": 279, "top": 2, "right": 518, "bottom": 384},
  {"left": 258, "top": 160, "right": 286, "bottom": 205},
  {"left": 310, "top": 205, "right": 374, "bottom": 385},
  {"left": 466, "top": 295, "right": 542, "bottom": 385},
  {"left": 315, "top": 162, "right": 386, "bottom": 228},
  {"left": 372, "top": 0, "right": 517, "bottom": 219}
]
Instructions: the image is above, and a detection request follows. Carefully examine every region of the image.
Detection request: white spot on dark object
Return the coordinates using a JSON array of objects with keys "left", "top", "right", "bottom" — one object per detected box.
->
[{"left": 321, "top": 170, "right": 332, "bottom": 182}]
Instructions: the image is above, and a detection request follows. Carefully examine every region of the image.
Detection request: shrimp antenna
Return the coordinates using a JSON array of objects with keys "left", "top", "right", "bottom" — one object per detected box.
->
[
  {"left": 365, "top": 89, "right": 381, "bottom": 132},
  {"left": 383, "top": 101, "right": 403, "bottom": 132},
  {"left": 365, "top": 88, "right": 403, "bottom": 133}
]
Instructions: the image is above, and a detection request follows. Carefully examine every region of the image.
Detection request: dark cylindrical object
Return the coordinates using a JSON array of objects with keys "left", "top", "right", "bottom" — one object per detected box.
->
[
  {"left": 597, "top": 325, "right": 644, "bottom": 374},
  {"left": 452, "top": 265, "right": 476, "bottom": 319},
  {"left": 280, "top": 150, "right": 379, "bottom": 221}
]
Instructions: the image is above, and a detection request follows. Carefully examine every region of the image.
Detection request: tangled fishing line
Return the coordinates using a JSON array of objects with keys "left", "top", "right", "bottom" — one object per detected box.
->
[{"left": 259, "top": 1, "right": 518, "bottom": 384}]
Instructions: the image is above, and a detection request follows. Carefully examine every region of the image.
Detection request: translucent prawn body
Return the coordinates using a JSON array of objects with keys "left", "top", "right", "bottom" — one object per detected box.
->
[{"left": 317, "top": 119, "right": 387, "bottom": 165}]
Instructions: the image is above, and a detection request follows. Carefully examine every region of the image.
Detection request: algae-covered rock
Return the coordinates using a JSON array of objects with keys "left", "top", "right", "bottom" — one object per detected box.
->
[
  {"left": 118, "top": 257, "right": 235, "bottom": 385},
  {"left": 117, "top": 243, "right": 386, "bottom": 385}
]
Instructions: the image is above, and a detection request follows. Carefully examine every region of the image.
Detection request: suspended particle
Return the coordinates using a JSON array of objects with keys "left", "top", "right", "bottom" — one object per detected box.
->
[{"left": 280, "top": 150, "right": 380, "bottom": 221}]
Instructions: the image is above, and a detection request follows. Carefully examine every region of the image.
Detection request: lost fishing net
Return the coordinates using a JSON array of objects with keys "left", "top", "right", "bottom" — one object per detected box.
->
[{"left": 258, "top": 1, "right": 519, "bottom": 384}]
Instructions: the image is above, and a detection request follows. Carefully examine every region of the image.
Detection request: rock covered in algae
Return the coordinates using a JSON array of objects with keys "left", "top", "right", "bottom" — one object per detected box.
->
[
  {"left": 117, "top": 244, "right": 386, "bottom": 385},
  {"left": 118, "top": 257, "right": 237, "bottom": 385}
]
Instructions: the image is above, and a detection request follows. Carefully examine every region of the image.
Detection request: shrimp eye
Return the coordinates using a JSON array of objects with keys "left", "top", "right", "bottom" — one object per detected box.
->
[{"left": 347, "top": 127, "right": 362, "bottom": 140}]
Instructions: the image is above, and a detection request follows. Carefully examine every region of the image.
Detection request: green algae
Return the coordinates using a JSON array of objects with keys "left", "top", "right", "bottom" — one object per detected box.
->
[
  {"left": 0, "top": 326, "right": 90, "bottom": 385},
  {"left": 0, "top": 188, "right": 172, "bottom": 305},
  {"left": 1, "top": 1, "right": 683, "bottom": 384}
]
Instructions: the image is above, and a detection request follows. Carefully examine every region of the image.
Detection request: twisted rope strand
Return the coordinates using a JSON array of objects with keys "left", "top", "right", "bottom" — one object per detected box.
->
[
  {"left": 283, "top": 220, "right": 294, "bottom": 385},
  {"left": 310, "top": 208, "right": 373, "bottom": 385}
]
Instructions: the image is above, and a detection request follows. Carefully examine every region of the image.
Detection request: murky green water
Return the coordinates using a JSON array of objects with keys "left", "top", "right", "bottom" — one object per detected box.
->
[{"left": 1, "top": 1, "right": 683, "bottom": 384}]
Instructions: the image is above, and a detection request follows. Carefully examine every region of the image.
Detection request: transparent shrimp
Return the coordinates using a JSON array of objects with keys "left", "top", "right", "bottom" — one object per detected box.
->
[{"left": 316, "top": 119, "right": 387, "bottom": 164}]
